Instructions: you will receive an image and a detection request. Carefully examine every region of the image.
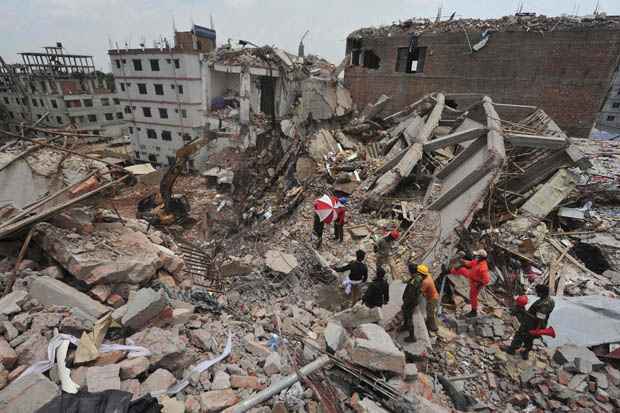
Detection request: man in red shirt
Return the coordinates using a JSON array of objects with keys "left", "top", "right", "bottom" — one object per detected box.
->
[
  {"left": 450, "top": 249, "right": 490, "bottom": 318},
  {"left": 333, "top": 197, "right": 347, "bottom": 243}
]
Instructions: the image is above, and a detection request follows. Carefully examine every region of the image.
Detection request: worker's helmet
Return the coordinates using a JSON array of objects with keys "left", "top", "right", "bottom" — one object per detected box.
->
[
  {"left": 473, "top": 249, "right": 488, "bottom": 258},
  {"left": 515, "top": 295, "right": 528, "bottom": 308},
  {"left": 389, "top": 229, "right": 400, "bottom": 240},
  {"left": 417, "top": 264, "right": 431, "bottom": 277}
]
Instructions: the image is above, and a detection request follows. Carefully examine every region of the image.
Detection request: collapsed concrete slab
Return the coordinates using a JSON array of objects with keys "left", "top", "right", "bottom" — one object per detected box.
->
[
  {"left": 121, "top": 288, "right": 166, "bottom": 330},
  {"left": 0, "top": 372, "right": 58, "bottom": 413},
  {"left": 264, "top": 250, "right": 299, "bottom": 274},
  {"left": 350, "top": 323, "right": 406, "bottom": 375},
  {"left": 28, "top": 276, "right": 110, "bottom": 319},
  {"left": 324, "top": 320, "right": 346, "bottom": 352},
  {"left": 331, "top": 303, "right": 382, "bottom": 329}
]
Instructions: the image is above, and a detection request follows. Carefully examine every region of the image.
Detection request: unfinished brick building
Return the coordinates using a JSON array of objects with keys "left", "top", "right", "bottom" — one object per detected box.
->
[{"left": 344, "top": 15, "right": 620, "bottom": 137}]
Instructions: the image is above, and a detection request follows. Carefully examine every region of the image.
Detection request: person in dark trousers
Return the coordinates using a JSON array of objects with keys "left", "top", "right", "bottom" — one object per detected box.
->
[
  {"left": 363, "top": 267, "right": 390, "bottom": 308},
  {"left": 399, "top": 262, "right": 424, "bottom": 343},
  {"left": 334, "top": 250, "right": 368, "bottom": 306},
  {"left": 333, "top": 197, "right": 347, "bottom": 242},
  {"left": 313, "top": 213, "right": 324, "bottom": 249},
  {"left": 502, "top": 284, "right": 555, "bottom": 360}
]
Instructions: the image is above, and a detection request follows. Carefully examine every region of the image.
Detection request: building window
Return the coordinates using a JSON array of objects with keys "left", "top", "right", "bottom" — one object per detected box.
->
[
  {"left": 396, "top": 46, "right": 427, "bottom": 73},
  {"left": 161, "top": 130, "right": 172, "bottom": 141},
  {"left": 50, "top": 99, "right": 58, "bottom": 108},
  {"left": 3, "top": 97, "right": 9, "bottom": 104},
  {"left": 115, "top": 60, "right": 121, "bottom": 69},
  {"left": 154, "top": 84, "right": 164, "bottom": 95},
  {"left": 180, "top": 109, "right": 187, "bottom": 118},
  {"left": 613, "top": 102, "right": 620, "bottom": 109},
  {"left": 101, "top": 98, "right": 110, "bottom": 106},
  {"left": 146, "top": 129, "right": 157, "bottom": 139},
  {"left": 124, "top": 105, "right": 132, "bottom": 114},
  {"left": 88, "top": 114, "right": 97, "bottom": 122},
  {"left": 84, "top": 99, "right": 93, "bottom": 107},
  {"left": 133, "top": 59, "right": 143, "bottom": 71},
  {"left": 113, "top": 98, "right": 120, "bottom": 104},
  {"left": 138, "top": 83, "right": 147, "bottom": 95},
  {"left": 66, "top": 99, "right": 81, "bottom": 108},
  {"left": 182, "top": 133, "right": 192, "bottom": 142},
  {"left": 174, "top": 59, "right": 180, "bottom": 69},
  {"left": 93, "top": 130, "right": 100, "bottom": 136},
  {"left": 142, "top": 107, "right": 152, "bottom": 117},
  {"left": 134, "top": 151, "right": 140, "bottom": 159},
  {"left": 32, "top": 98, "right": 38, "bottom": 107},
  {"left": 167, "top": 156, "right": 175, "bottom": 165},
  {"left": 148, "top": 154, "right": 158, "bottom": 163},
  {"left": 116, "top": 112, "right": 123, "bottom": 119},
  {"left": 39, "top": 99, "right": 44, "bottom": 107},
  {"left": 158, "top": 108, "right": 168, "bottom": 119},
  {"left": 129, "top": 127, "right": 134, "bottom": 134},
  {"left": 150, "top": 59, "right": 160, "bottom": 71},
  {"left": 55, "top": 116, "right": 62, "bottom": 124},
  {"left": 105, "top": 113, "right": 114, "bottom": 121},
  {"left": 608, "top": 115, "right": 616, "bottom": 121},
  {"left": 7, "top": 112, "right": 13, "bottom": 119},
  {"left": 178, "top": 85, "right": 184, "bottom": 94},
  {"left": 120, "top": 83, "right": 126, "bottom": 92}
]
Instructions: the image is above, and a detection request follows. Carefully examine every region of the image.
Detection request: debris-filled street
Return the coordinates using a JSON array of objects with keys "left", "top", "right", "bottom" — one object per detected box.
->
[{"left": 1, "top": 7, "right": 620, "bottom": 413}]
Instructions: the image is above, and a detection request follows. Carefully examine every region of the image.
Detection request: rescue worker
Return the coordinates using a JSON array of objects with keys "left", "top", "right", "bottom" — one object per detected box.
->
[
  {"left": 334, "top": 250, "right": 369, "bottom": 306},
  {"left": 312, "top": 213, "right": 324, "bottom": 249},
  {"left": 450, "top": 249, "right": 490, "bottom": 318},
  {"left": 418, "top": 264, "right": 440, "bottom": 333},
  {"left": 502, "top": 284, "right": 555, "bottom": 360},
  {"left": 399, "top": 263, "right": 424, "bottom": 343},
  {"left": 362, "top": 267, "right": 390, "bottom": 308},
  {"left": 374, "top": 229, "right": 400, "bottom": 279},
  {"left": 333, "top": 197, "right": 347, "bottom": 243}
]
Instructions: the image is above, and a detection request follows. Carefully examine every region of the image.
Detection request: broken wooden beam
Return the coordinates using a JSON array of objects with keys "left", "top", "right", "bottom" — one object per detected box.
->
[
  {"left": 423, "top": 127, "right": 487, "bottom": 152},
  {"left": 505, "top": 133, "right": 568, "bottom": 149}
]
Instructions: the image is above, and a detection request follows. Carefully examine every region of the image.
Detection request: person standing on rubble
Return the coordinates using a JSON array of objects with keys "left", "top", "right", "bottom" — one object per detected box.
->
[
  {"left": 450, "top": 249, "right": 490, "bottom": 318},
  {"left": 400, "top": 263, "right": 424, "bottom": 342},
  {"left": 418, "top": 264, "right": 440, "bottom": 333},
  {"left": 313, "top": 212, "right": 324, "bottom": 249},
  {"left": 374, "top": 229, "right": 400, "bottom": 279},
  {"left": 333, "top": 197, "right": 347, "bottom": 243},
  {"left": 502, "top": 285, "right": 555, "bottom": 360},
  {"left": 362, "top": 267, "right": 390, "bottom": 308},
  {"left": 334, "top": 250, "right": 369, "bottom": 307}
]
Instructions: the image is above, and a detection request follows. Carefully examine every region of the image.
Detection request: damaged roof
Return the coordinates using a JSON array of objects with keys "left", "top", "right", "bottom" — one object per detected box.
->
[{"left": 348, "top": 14, "right": 620, "bottom": 39}]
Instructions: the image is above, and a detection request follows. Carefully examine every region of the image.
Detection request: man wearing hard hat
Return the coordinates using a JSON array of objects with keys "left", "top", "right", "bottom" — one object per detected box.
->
[
  {"left": 450, "top": 249, "right": 491, "bottom": 318},
  {"left": 400, "top": 263, "right": 440, "bottom": 342}
]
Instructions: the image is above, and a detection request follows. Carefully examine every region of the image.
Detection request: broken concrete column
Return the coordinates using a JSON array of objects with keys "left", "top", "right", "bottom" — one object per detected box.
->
[
  {"left": 0, "top": 372, "right": 58, "bottom": 413},
  {"left": 86, "top": 364, "right": 121, "bottom": 392},
  {"left": 28, "top": 276, "right": 110, "bottom": 319},
  {"left": 350, "top": 323, "right": 406, "bottom": 375},
  {"left": 121, "top": 288, "right": 166, "bottom": 330},
  {"left": 239, "top": 67, "right": 251, "bottom": 125}
]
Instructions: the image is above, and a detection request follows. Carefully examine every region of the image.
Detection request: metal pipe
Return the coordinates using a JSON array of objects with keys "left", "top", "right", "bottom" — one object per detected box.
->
[{"left": 229, "top": 355, "right": 330, "bottom": 413}]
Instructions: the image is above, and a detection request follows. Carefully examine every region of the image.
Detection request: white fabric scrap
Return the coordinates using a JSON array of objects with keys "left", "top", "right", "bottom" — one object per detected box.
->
[
  {"left": 57, "top": 339, "right": 80, "bottom": 393},
  {"left": 341, "top": 276, "right": 362, "bottom": 295}
]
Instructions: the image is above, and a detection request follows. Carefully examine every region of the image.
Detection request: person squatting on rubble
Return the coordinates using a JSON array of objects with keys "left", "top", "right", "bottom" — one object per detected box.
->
[
  {"left": 313, "top": 212, "right": 324, "bottom": 249},
  {"left": 374, "top": 229, "right": 400, "bottom": 279},
  {"left": 400, "top": 263, "right": 439, "bottom": 342},
  {"left": 334, "top": 249, "right": 369, "bottom": 306},
  {"left": 450, "top": 249, "right": 491, "bottom": 318},
  {"left": 333, "top": 197, "right": 347, "bottom": 243},
  {"left": 502, "top": 285, "right": 555, "bottom": 360},
  {"left": 362, "top": 266, "right": 390, "bottom": 308}
]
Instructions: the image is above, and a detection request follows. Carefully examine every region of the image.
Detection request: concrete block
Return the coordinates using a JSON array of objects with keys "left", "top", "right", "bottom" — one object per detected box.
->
[
  {"left": 332, "top": 304, "right": 382, "bottom": 329},
  {"left": 121, "top": 288, "right": 166, "bottom": 330},
  {"left": 0, "top": 372, "right": 58, "bottom": 413},
  {"left": 141, "top": 368, "right": 176, "bottom": 395},
  {"left": 86, "top": 364, "right": 120, "bottom": 392},
  {"left": 324, "top": 321, "right": 346, "bottom": 352},
  {"left": 200, "top": 389, "right": 240, "bottom": 412},
  {"left": 553, "top": 345, "right": 604, "bottom": 369},
  {"left": 350, "top": 323, "right": 405, "bottom": 375},
  {"left": 28, "top": 276, "right": 110, "bottom": 319},
  {"left": 0, "top": 290, "right": 28, "bottom": 316}
]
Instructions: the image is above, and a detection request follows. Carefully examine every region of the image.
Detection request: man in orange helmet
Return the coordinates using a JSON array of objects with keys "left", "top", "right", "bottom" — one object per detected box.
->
[
  {"left": 374, "top": 229, "right": 400, "bottom": 280},
  {"left": 450, "top": 249, "right": 490, "bottom": 318}
]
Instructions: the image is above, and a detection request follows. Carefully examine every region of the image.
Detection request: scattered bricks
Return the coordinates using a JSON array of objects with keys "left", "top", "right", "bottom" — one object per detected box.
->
[
  {"left": 230, "top": 374, "right": 264, "bottom": 390},
  {"left": 0, "top": 372, "right": 58, "bottom": 413},
  {"left": 487, "top": 372, "right": 497, "bottom": 389},
  {"left": 0, "top": 290, "right": 28, "bottom": 316},
  {"left": 159, "top": 396, "right": 185, "bottom": 413},
  {"left": 121, "top": 288, "right": 166, "bottom": 330},
  {"left": 331, "top": 304, "right": 382, "bottom": 329},
  {"left": 90, "top": 284, "right": 112, "bottom": 302},
  {"left": 200, "top": 389, "right": 240, "bottom": 413},
  {"left": 119, "top": 356, "right": 150, "bottom": 379},
  {"left": 271, "top": 401, "right": 288, "bottom": 413},
  {"left": 121, "top": 379, "right": 141, "bottom": 401},
  {"left": 552, "top": 383, "right": 578, "bottom": 402},
  {"left": 94, "top": 350, "right": 126, "bottom": 366},
  {"left": 0, "top": 337, "right": 17, "bottom": 369},
  {"left": 596, "top": 388, "right": 610, "bottom": 403},
  {"left": 11, "top": 313, "right": 31, "bottom": 332},
  {"left": 2, "top": 322, "right": 18, "bottom": 341},
  {"left": 107, "top": 294, "right": 125, "bottom": 308},
  {"left": 520, "top": 367, "right": 538, "bottom": 385},
  {"left": 533, "top": 393, "right": 547, "bottom": 409},
  {"left": 264, "top": 352, "right": 282, "bottom": 375},
  {"left": 141, "top": 368, "right": 177, "bottom": 395},
  {"left": 607, "top": 365, "right": 620, "bottom": 386},
  {"left": 568, "top": 374, "right": 587, "bottom": 391},
  {"left": 15, "top": 332, "right": 47, "bottom": 365},
  {"left": 553, "top": 345, "right": 604, "bottom": 370},
  {"left": 128, "top": 327, "right": 186, "bottom": 371},
  {"left": 190, "top": 330, "right": 213, "bottom": 351},
  {"left": 591, "top": 372, "right": 609, "bottom": 389},
  {"left": 405, "top": 363, "right": 418, "bottom": 381},
  {"left": 510, "top": 393, "right": 529, "bottom": 408},
  {"left": 29, "top": 276, "right": 110, "bottom": 319},
  {"left": 86, "top": 364, "right": 121, "bottom": 392},
  {"left": 70, "top": 366, "right": 88, "bottom": 388},
  {"left": 324, "top": 321, "right": 346, "bottom": 352},
  {"left": 0, "top": 366, "right": 7, "bottom": 391},
  {"left": 211, "top": 371, "right": 231, "bottom": 390},
  {"left": 558, "top": 369, "right": 572, "bottom": 386},
  {"left": 575, "top": 357, "right": 593, "bottom": 374},
  {"left": 350, "top": 324, "right": 405, "bottom": 375},
  {"left": 7, "top": 365, "right": 27, "bottom": 382},
  {"left": 185, "top": 395, "right": 202, "bottom": 413},
  {"left": 244, "top": 339, "right": 273, "bottom": 359}
]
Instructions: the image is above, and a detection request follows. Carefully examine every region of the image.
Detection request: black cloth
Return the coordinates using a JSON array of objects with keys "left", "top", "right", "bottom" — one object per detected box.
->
[
  {"left": 336, "top": 260, "right": 368, "bottom": 282},
  {"left": 363, "top": 277, "right": 389, "bottom": 308},
  {"left": 313, "top": 214, "right": 324, "bottom": 248},
  {"left": 37, "top": 390, "right": 161, "bottom": 413},
  {"left": 334, "top": 222, "right": 344, "bottom": 242}
]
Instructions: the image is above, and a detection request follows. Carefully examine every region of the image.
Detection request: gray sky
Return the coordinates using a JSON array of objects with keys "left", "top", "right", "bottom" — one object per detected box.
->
[{"left": 1, "top": 0, "right": 619, "bottom": 71}]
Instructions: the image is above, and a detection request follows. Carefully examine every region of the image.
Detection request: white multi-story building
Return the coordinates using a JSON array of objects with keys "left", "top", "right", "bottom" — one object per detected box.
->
[
  {"left": 0, "top": 45, "right": 125, "bottom": 138},
  {"left": 108, "top": 26, "right": 216, "bottom": 167}
]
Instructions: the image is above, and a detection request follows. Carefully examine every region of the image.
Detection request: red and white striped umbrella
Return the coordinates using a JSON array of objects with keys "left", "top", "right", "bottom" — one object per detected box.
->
[{"left": 314, "top": 195, "right": 338, "bottom": 224}]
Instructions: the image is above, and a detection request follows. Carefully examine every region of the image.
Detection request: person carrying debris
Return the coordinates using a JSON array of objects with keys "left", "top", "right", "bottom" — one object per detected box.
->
[
  {"left": 399, "top": 263, "right": 425, "bottom": 342},
  {"left": 450, "top": 249, "right": 490, "bottom": 318},
  {"left": 334, "top": 250, "right": 368, "bottom": 306},
  {"left": 362, "top": 267, "right": 390, "bottom": 308},
  {"left": 333, "top": 197, "right": 347, "bottom": 243},
  {"left": 374, "top": 229, "right": 400, "bottom": 279},
  {"left": 502, "top": 285, "right": 555, "bottom": 360}
]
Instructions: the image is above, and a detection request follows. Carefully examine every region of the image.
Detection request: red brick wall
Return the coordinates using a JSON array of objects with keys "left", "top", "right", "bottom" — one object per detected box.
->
[{"left": 344, "top": 29, "right": 620, "bottom": 137}]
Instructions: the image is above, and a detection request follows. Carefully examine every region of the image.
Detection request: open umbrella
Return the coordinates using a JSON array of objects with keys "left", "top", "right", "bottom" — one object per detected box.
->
[{"left": 314, "top": 195, "right": 338, "bottom": 224}]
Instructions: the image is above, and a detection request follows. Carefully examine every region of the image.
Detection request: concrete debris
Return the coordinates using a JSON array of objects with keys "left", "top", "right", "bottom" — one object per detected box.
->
[
  {"left": 86, "top": 364, "right": 121, "bottom": 393},
  {"left": 350, "top": 323, "right": 406, "bottom": 375},
  {"left": 140, "top": 368, "right": 177, "bottom": 395},
  {"left": 264, "top": 250, "right": 299, "bottom": 274},
  {"left": 0, "top": 290, "right": 28, "bottom": 316},
  {"left": 0, "top": 372, "right": 58, "bottom": 413},
  {"left": 324, "top": 321, "right": 346, "bottom": 352},
  {"left": 121, "top": 288, "right": 167, "bottom": 330},
  {"left": 28, "top": 276, "right": 110, "bottom": 319},
  {"left": 331, "top": 304, "right": 382, "bottom": 329}
]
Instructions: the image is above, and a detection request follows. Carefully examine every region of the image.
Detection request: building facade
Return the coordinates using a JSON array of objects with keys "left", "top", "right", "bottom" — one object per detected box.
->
[
  {"left": 108, "top": 26, "right": 216, "bottom": 167},
  {"left": 0, "top": 45, "right": 125, "bottom": 138},
  {"left": 344, "top": 16, "right": 620, "bottom": 138},
  {"left": 598, "top": 64, "right": 620, "bottom": 133}
]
